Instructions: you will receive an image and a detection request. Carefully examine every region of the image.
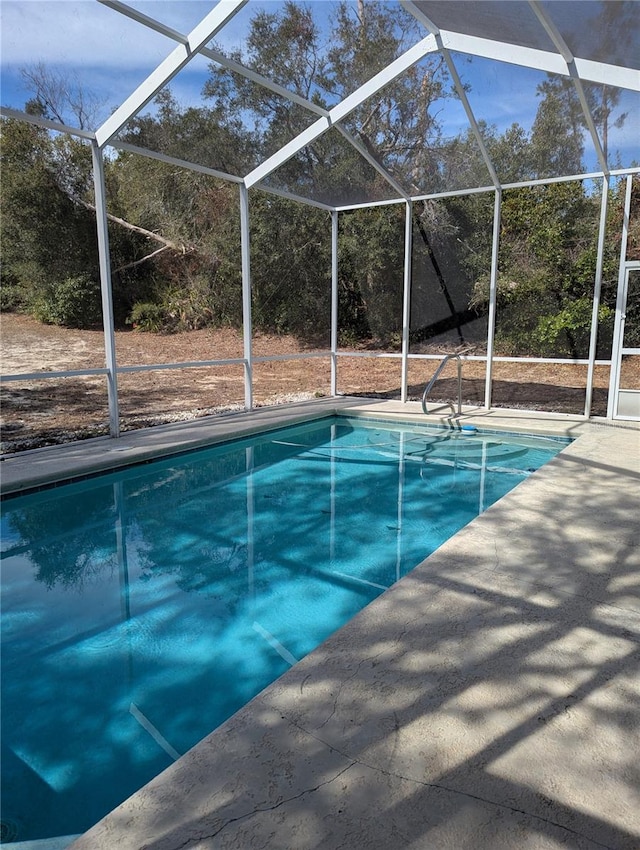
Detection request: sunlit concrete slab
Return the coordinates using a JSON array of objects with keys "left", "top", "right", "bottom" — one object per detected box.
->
[{"left": 3, "top": 402, "right": 639, "bottom": 849}]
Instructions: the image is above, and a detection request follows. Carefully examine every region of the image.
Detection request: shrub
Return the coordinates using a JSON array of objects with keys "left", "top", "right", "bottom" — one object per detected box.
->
[
  {"left": 34, "top": 273, "right": 102, "bottom": 329},
  {"left": 0, "top": 270, "right": 25, "bottom": 312},
  {"left": 127, "top": 301, "right": 169, "bottom": 333},
  {"left": 533, "top": 298, "right": 614, "bottom": 358}
]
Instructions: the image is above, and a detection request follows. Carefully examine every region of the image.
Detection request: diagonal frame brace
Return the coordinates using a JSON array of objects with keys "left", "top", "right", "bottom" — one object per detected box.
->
[
  {"left": 100, "top": 0, "right": 410, "bottom": 199},
  {"left": 244, "top": 34, "right": 438, "bottom": 189},
  {"left": 529, "top": 0, "right": 609, "bottom": 174},
  {"left": 401, "top": 0, "right": 500, "bottom": 190},
  {"left": 95, "top": 0, "right": 249, "bottom": 148}
]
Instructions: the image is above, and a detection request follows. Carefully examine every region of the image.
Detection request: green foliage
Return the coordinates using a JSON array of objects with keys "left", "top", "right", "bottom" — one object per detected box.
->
[
  {"left": 0, "top": 115, "right": 101, "bottom": 325},
  {"left": 534, "top": 299, "right": 614, "bottom": 357},
  {"left": 250, "top": 194, "right": 332, "bottom": 340},
  {"left": 107, "top": 146, "right": 243, "bottom": 330},
  {"left": 338, "top": 205, "right": 405, "bottom": 347},
  {"left": 487, "top": 181, "right": 604, "bottom": 357},
  {"left": 0, "top": 269, "right": 25, "bottom": 312},
  {"left": 127, "top": 301, "right": 169, "bottom": 333},
  {"left": 127, "top": 283, "right": 220, "bottom": 334},
  {"left": 1, "top": 2, "right": 634, "bottom": 358},
  {"left": 34, "top": 273, "right": 102, "bottom": 329}
]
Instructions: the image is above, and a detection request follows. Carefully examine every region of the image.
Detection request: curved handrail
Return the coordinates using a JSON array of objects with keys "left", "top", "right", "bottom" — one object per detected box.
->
[{"left": 421, "top": 353, "right": 463, "bottom": 416}]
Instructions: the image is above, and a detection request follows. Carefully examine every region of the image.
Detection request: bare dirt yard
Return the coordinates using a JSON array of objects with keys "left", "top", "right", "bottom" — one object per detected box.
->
[{"left": 0, "top": 312, "right": 623, "bottom": 453}]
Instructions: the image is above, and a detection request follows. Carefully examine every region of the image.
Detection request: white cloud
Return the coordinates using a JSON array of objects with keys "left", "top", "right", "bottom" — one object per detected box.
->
[
  {"left": 0, "top": 1, "right": 174, "bottom": 70},
  {"left": 0, "top": 0, "right": 246, "bottom": 119},
  {"left": 0, "top": 0, "right": 268, "bottom": 69}
]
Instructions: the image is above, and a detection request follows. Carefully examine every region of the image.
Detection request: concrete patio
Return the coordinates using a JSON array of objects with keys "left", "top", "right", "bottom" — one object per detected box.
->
[{"left": 3, "top": 401, "right": 639, "bottom": 849}]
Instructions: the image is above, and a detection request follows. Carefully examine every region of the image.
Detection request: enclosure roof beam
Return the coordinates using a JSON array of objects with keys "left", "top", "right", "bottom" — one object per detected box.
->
[
  {"left": 101, "top": 0, "right": 331, "bottom": 120},
  {"left": 110, "top": 141, "right": 244, "bottom": 183},
  {"left": 401, "top": 0, "right": 501, "bottom": 190},
  {"left": 334, "top": 197, "right": 407, "bottom": 213},
  {"left": 440, "top": 31, "right": 640, "bottom": 92},
  {"left": 334, "top": 125, "right": 412, "bottom": 200},
  {"left": 253, "top": 183, "right": 335, "bottom": 212},
  {"left": 528, "top": 0, "right": 609, "bottom": 174},
  {"left": 244, "top": 34, "right": 438, "bottom": 189},
  {"left": 103, "top": 0, "right": 407, "bottom": 203},
  {"left": 574, "top": 58, "right": 639, "bottom": 93},
  {"left": 102, "top": 0, "right": 413, "bottom": 199},
  {"left": 204, "top": 47, "right": 328, "bottom": 116},
  {"left": 95, "top": 0, "right": 249, "bottom": 148},
  {"left": 98, "top": 0, "right": 187, "bottom": 44},
  {"left": 0, "top": 106, "right": 96, "bottom": 140}
]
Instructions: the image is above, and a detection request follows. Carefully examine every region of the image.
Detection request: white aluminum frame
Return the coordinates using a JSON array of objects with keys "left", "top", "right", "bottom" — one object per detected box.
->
[
  {"left": 402, "top": 0, "right": 500, "bottom": 189},
  {"left": 92, "top": 142, "right": 120, "bottom": 436},
  {"left": 484, "top": 190, "right": 502, "bottom": 410},
  {"left": 608, "top": 176, "right": 638, "bottom": 419},
  {"left": 331, "top": 211, "right": 339, "bottom": 396},
  {"left": 529, "top": 1, "right": 609, "bottom": 174},
  {"left": 100, "top": 0, "right": 410, "bottom": 202},
  {"left": 239, "top": 183, "right": 253, "bottom": 410},
  {"left": 608, "top": 263, "right": 640, "bottom": 420},
  {"left": 1, "top": 0, "right": 639, "bottom": 439},
  {"left": 244, "top": 34, "right": 439, "bottom": 189},
  {"left": 584, "top": 177, "right": 610, "bottom": 418},
  {"left": 95, "top": 0, "right": 249, "bottom": 148},
  {"left": 400, "top": 201, "right": 413, "bottom": 402}
]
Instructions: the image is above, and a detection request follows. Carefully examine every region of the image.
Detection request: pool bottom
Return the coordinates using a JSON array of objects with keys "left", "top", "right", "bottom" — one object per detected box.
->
[
  {"left": 1, "top": 409, "right": 573, "bottom": 843},
  {"left": 67, "top": 416, "right": 639, "bottom": 850}
]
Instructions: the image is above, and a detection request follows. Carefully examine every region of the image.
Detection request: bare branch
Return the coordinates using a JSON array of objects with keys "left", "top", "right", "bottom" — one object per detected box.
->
[
  {"left": 113, "top": 245, "right": 174, "bottom": 274},
  {"left": 78, "top": 199, "right": 186, "bottom": 251},
  {"left": 20, "top": 63, "right": 104, "bottom": 129}
]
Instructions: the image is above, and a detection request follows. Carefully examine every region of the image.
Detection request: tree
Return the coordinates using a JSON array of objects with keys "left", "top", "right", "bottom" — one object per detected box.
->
[
  {"left": 1, "top": 2, "right": 633, "bottom": 350},
  {"left": 202, "top": 0, "right": 452, "bottom": 345},
  {"left": 338, "top": 205, "right": 405, "bottom": 347},
  {"left": 530, "top": 76, "right": 584, "bottom": 177},
  {"left": 467, "top": 180, "right": 604, "bottom": 357},
  {"left": 0, "top": 106, "right": 102, "bottom": 326}
]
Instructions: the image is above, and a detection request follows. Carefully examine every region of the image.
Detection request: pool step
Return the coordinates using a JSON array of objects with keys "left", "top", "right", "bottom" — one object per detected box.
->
[{"left": 1, "top": 835, "right": 80, "bottom": 850}]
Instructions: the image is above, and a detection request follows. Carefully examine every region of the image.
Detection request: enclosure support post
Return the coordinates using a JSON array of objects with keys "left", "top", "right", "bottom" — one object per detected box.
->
[
  {"left": 401, "top": 200, "right": 413, "bottom": 403},
  {"left": 607, "top": 175, "right": 633, "bottom": 419},
  {"left": 92, "top": 142, "right": 120, "bottom": 438},
  {"left": 331, "top": 210, "right": 339, "bottom": 397},
  {"left": 584, "top": 176, "right": 610, "bottom": 418},
  {"left": 484, "top": 188, "right": 501, "bottom": 410},
  {"left": 240, "top": 183, "right": 253, "bottom": 410}
]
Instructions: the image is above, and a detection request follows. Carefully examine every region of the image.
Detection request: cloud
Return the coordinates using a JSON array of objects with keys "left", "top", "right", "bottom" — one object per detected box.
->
[
  {"left": 1, "top": 1, "right": 174, "bottom": 70},
  {"left": 0, "top": 0, "right": 268, "bottom": 69},
  {"left": 0, "top": 0, "right": 245, "bottom": 119}
]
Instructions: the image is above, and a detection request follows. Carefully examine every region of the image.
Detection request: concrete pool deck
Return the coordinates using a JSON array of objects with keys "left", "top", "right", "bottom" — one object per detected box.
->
[{"left": 2, "top": 400, "right": 639, "bottom": 849}]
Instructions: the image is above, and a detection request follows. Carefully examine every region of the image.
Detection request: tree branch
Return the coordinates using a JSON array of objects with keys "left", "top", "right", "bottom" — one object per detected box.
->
[
  {"left": 113, "top": 244, "right": 173, "bottom": 274},
  {"left": 79, "top": 199, "right": 186, "bottom": 252}
]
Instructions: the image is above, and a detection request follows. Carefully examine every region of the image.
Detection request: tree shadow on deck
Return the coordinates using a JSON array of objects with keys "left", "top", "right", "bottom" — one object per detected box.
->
[{"left": 70, "top": 436, "right": 640, "bottom": 849}]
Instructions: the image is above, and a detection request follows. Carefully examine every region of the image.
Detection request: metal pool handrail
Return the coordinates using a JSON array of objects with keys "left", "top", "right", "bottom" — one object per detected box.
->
[{"left": 421, "top": 353, "right": 463, "bottom": 416}]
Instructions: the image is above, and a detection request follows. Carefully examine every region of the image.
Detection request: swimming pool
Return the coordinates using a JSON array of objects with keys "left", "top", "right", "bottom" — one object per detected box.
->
[{"left": 0, "top": 415, "right": 569, "bottom": 843}]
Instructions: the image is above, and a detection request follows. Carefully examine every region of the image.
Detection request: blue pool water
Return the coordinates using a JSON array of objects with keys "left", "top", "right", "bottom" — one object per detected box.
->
[{"left": 0, "top": 416, "right": 569, "bottom": 842}]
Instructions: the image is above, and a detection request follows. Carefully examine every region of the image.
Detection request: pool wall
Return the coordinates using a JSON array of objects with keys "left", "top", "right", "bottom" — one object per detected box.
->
[
  {"left": 1, "top": 397, "right": 587, "bottom": 498},
  {"left": 3, "top": 400, "right": 639, "bottom": 849}
]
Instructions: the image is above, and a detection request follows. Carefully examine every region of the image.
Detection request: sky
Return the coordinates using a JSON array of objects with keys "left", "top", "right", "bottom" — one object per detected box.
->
[
  {"left": 0, "top": 0, "right": 544, "bottom": 126},
  {"left": 0, "top": 0, "right": 637, "bottom": 172},
  {"left": 0, "top": 1, "right": 235, "bottom": 121}
]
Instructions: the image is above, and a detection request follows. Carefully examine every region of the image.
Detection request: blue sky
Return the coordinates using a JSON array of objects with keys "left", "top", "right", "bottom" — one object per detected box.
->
[
  {"left": 1, "top": 0, "right": 637, "bottom": 171},
  {"left": 0, "top": 1, "right": 226, "bottom": 120},
  {"left": 0, "top": 0, "right": 538, "bottom": 127}
]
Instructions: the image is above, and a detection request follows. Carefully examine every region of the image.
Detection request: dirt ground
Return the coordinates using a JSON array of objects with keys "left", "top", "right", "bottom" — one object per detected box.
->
[{"left": 0, "top": 312, "right": 628, "bottom": 453}]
